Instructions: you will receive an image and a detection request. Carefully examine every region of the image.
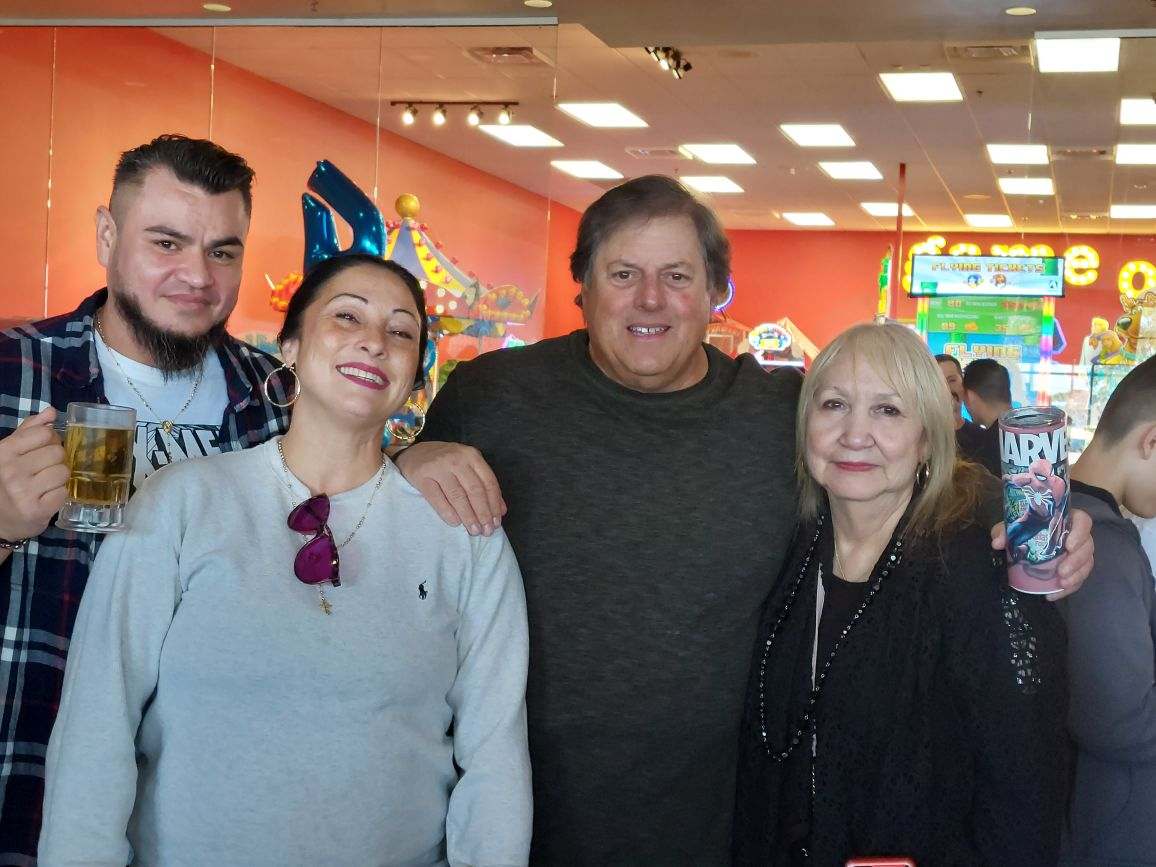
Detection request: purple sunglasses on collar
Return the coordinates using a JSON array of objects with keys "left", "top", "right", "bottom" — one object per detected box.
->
[{"left": 287, "top": 495, "right": 341, "bottom": 587}]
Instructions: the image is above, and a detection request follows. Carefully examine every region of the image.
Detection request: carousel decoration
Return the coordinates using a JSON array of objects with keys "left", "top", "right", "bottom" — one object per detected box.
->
[{"left": 267, "top": 159, "right": 537, "bottom": 444}]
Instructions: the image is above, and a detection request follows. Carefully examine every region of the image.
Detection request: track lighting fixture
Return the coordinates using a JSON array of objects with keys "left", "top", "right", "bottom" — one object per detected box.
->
[
  {"left": 643, "top": 46, "right": 692, "bottom": 80},
  {"left": 391, "top": 100, "right": 519, "bottom": 128}
]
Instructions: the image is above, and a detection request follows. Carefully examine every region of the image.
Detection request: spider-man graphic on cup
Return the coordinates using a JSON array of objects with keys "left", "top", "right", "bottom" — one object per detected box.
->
[{"left": 1003, "top": 457, "right": 1070, "bottom": 565}]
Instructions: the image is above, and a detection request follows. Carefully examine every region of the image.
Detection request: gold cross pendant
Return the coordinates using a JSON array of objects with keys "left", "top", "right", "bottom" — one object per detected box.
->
[
  {"left": 318, "top": 589, "right": 332, "bottom": 615},
  {"left": 161, "top": 420, "right": 174, "bottom": 433}
]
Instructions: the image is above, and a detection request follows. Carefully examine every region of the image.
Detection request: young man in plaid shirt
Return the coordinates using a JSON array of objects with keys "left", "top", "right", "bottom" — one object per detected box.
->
[{"left": 0, "top": 135, "right": 291, "bottom": 862}]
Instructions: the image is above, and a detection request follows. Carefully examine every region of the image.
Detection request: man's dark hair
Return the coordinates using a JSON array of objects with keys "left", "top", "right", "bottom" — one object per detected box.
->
[
  {"left": 962, "top": 358, "right": 1012, "bottom": 405},
  {"left": 1094, "top": 355, "right": 1156, "bottom": 445},
  {"left": 112, "top": 134, "right": 255, "bottom": 214},
  {"left": 569, "top": 174, "right": 731, "bottom": 295},
  {"left": 278, "top": 254, "right": 429, "bottom": 389},
  {"left": 935, "top": 353, "right": 962, "bottom": 375}
]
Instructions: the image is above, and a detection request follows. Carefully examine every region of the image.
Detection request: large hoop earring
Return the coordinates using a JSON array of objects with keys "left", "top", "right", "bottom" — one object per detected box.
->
[
  {"left": 915, "top": 461, "right": 931, "bottom": 488},
  {"left": 263, "top": 363, "right": 300, "bottom": 408},
  {"left": 388, "top": 395, "right": 426, "bottom": 446}
]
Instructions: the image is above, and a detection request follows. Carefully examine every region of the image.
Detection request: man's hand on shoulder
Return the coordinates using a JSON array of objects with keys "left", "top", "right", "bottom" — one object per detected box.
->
[{"left": 394, "top": 441, "right": 507, "bottom": 536}]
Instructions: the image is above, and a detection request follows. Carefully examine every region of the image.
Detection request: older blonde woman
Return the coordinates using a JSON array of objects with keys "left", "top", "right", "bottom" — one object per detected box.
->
[{"left": 734, "top": 323, "right": 1068, "bottom": 865}]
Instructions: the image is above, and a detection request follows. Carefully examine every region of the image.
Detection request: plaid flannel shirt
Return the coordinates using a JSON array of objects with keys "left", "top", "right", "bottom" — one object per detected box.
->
[{"left": 0, "top": 289, "right": 290, "bottom": 864}]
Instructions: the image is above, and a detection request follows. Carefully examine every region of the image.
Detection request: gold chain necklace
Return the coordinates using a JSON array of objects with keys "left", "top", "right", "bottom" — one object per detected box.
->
[
  {"left": 94, "top": 314, "right": 204, "bottom": 434},
  {"left": 275, "top": 437, "right": 388, "bottom": 614},
  {"left": 834, "top": 543, "right": 849, "bottom": 580}
]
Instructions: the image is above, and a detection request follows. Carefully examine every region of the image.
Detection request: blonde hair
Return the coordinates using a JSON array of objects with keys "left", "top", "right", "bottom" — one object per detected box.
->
[{"left": 796, "top": 321, "right": 983, "bottom": 537}]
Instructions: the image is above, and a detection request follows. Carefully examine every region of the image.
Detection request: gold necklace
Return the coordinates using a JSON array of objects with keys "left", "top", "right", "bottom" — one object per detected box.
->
[
  {"left": 834, "top": 543, "right": 849, "bottom": 579},
  {"left": 94, "top": 314, "right": 204, "bottom": 434}
]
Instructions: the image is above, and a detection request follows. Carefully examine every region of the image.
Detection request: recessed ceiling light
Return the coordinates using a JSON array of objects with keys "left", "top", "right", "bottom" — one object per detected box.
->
[
  {"left": 550, "top": 160, "right": 624, "bottom": 180},
  {"left": 860, "top": 202, "right": 915, "bottom": 217},
  {"left": 1110, "top": 204, "right": 1156, "bottom": 219},
  {"left": 524, "top": 0, "right": 553, "bottom": 7},
  {"left": 964, "top": 213, "right": 1014, "bottom": 228},
  {"left": 678, "top": 144, "right": 756, "bottom": 165},
  {"left": 1121, "top": 98, "right": 1156, "bottom": 125},
  {"left": 879, "top": 72, "right": 963, "bottom": 102},
  {"left": 1035, "top": 37, "right": 1120, "bottom": 73},
  {"left": 1005, "top": 5, "right": 1036, "bottom": 14},
  {"left": 681, "top": 176, "right": 744, "bottom": 194},
  {"left": 783, "top": 212, "right": 835, "bottom": 226},
  {"left": 779, "top": 123, "right": 856, "bottom": 147},
  {"left": 202, "top": 1, "right": 231, "bottom": 9},
  {"left": 998, "top": 177, "right": 1055, "bottom": 195},
  {"left": 987, "top": 143, "right": 1049, "bottom": 165},
  {"left": 477, "top": 124, "right": 563, "bottom": 147},
  {"left": 819, "top": 160, "right": 883, "bottom": 180},
  {"left": 963, "top": 193, "right": 992, "bottom": 200},
  {"left": 556, "top": 102, "right": 648, "bottom": 128},
  {"left": 1116, "top": 144, "right": 1156, "bottom": 165}
]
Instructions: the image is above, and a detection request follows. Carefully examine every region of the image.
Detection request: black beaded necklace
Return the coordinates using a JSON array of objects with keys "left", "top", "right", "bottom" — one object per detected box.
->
[{"left": 758, "top": 512, "right": 907, "bottom": 762}]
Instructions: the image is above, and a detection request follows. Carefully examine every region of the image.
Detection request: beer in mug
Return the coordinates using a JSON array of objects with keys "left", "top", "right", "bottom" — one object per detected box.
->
[{"left": 55, "top": 403, "right": 136, "bottom": 533}]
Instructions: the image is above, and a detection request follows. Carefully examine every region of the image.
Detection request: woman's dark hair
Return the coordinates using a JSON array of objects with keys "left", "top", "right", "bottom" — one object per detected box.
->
[
  {"left": 569, "top": 174, "right": 731, "bottom": 295},
  {"left": 113, "top": 134, "right": 255, "bottom": 214},
  {"left": 277, "top": 253, "right": 429, "bottom": 389}
]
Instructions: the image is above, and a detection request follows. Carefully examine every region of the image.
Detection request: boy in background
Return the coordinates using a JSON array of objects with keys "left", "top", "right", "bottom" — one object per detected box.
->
[{"left": 1060, "top": 355, "right": 1156, "bottom": 865}]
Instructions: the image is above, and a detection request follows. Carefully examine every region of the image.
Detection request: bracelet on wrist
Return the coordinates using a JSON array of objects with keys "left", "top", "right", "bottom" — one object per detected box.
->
[{"left": 0, "top": 537, "right": 29, "bottom": 550}]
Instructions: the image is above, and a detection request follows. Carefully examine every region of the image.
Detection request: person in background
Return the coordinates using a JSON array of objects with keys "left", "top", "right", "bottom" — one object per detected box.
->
[
  {"left": 1137, "top": 515, "right": 1156, "bottom": 575},
  {"left": 1058, "top": 355, "right": 1156, "bottom": 866},
  {"left": 735, "top": 323, "right": 1068, "bottom": 865},
  {"left": 0, "top": 134, "right": 291, "bottom": 861},
  {"left": 38, "top": 254, "right": 531, "bottom": 866},
  {"left": 962, "top": 357, "right": 1013, "bottom": 476},
  {"left": 936, "top": 352, "right": 987, "bottom": 462}
]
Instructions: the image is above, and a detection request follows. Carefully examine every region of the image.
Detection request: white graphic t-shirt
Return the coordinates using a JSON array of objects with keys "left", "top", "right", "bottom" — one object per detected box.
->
[{"left": 93, "top": 331, "right": 231, "bottom": 491}]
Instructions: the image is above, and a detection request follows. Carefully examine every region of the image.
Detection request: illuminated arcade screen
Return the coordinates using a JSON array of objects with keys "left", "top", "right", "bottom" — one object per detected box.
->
[{"left": 910, "top": 255, "right": 1065, "bottom": 297}]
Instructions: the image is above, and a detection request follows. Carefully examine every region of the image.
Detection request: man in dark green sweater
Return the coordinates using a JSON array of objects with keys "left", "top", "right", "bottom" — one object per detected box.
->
[{"left": 401, "top": 176, "right": 798, "bottom": 863}]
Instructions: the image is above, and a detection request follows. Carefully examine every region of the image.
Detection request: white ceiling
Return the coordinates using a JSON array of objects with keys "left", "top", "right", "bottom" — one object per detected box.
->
[{"left": 9, "top": 0, "right": 1156, "bottom": 233}]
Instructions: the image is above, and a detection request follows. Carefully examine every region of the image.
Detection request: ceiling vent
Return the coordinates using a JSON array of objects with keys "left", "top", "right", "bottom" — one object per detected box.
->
[
  {"left": 467, "top": 46, "right": 552, "bottom": 66},
  {"left": 945, "top": 42, "right": 1032, "bottom": 64},
  {"left": 1052, "top": 146, "right": 1113, "bottom": 160},
  {"left": 625, "top": 146, "right": 688, "bottom": 160}
]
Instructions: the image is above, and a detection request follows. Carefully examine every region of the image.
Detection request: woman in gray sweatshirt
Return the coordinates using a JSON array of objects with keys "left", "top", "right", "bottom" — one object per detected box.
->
[{"left": 38, "top": 255, "right": 532, "bottom": 867}]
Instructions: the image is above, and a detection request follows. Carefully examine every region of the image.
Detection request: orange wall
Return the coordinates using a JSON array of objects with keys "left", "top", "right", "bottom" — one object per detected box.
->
[
  {"left": 1, "top": 27, "right": 555, "bottom": 342},
  {"left": 543, "top": 201, "right": 584, "bottom": 337},
  {"left": 728, "top": 229, "right": 1156, "bottom": 363},
  {"left": 6, "top": 27, "right": 1152, "bottom": 365}
]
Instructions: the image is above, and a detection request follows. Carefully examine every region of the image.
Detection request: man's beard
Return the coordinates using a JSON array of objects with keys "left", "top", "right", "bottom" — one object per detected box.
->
[{"left": 112, "top": 291, "right": 227, "bottom": 380}]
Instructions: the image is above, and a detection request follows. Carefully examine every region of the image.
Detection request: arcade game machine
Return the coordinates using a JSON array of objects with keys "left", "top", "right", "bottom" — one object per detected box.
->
[{"left": 912, "top": 252, "right": 1063, "bottom": 406}]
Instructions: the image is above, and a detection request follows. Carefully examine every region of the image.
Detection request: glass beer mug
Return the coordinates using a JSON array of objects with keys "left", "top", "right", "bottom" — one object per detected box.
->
[{"left": 55, "top": 403, "right": 136, "bottom": 533}]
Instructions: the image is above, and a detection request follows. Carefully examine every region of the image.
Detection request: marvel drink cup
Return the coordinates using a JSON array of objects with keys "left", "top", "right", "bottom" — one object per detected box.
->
[{"left": 999, "top": 407, "right": 1071, "bottom": 594}]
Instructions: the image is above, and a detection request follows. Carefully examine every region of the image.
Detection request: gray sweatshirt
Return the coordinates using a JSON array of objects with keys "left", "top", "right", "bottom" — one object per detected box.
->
[
  {"left": 38, "top": 438, "right": 532, "bottom": 867},
  {"left": 1060, "top": 483, "right": 1156, "bottom": 867}
]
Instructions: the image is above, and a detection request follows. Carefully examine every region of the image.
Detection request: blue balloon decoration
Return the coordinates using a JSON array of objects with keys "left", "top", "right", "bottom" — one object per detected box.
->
[{"left": 301, "top": 160, "right": 387, "bottom": 272}]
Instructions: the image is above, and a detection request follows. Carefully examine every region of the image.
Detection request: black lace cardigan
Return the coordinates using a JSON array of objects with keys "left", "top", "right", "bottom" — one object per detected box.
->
[{"left": 733, "top": 515, "right": 1068, "bottom": 865}]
